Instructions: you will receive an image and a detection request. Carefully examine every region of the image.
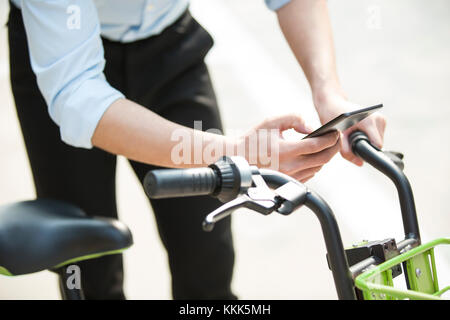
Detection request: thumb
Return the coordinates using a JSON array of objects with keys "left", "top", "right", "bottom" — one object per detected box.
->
[{"left": 341, "top": 132, "right": 364, "bottom": 166}]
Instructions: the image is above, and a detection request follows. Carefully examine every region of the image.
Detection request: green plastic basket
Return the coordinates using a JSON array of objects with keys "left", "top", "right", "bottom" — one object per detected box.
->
[{"left": 355, "top": 238, "right": 450, "bottom": 300}]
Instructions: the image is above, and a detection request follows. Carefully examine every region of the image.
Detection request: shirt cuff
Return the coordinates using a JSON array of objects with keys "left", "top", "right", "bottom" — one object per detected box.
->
[
  {"left": 265, "top": 0, "right": 291, "bottom": 11},
  {"left": 58, "top": 76, "right": 125, "bottom": 149}
]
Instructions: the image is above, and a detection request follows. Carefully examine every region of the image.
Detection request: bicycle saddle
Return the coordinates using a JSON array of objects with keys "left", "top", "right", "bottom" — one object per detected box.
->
[{"left": 0, "top": 199, "right": 133, "bottom": 276}]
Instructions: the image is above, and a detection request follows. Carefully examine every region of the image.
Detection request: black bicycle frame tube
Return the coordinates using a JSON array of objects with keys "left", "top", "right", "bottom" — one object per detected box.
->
[
  {"left": 305, "top": 190, "right": 356, "bottom": 300},
  {"left": 56, "top": 266, "right": 85, "bottom": 300},
  {"left": 350, "top": 133, "right": 421, "bottom": 241},
  {"left": 260, "top": 169, "right": 357, "bottom": 300}
]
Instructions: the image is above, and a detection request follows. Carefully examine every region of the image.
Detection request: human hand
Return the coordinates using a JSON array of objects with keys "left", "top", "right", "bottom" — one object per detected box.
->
[{"left": 314, "top": 93, "right": 386, "bottom": 166}]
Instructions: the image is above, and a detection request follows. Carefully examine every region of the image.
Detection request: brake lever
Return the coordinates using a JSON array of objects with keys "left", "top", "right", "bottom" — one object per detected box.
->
[
  {"left": 202, "top": 193, "right": 279, "bottom": 232},
  {"left": 202, "top": 169, "right": 309, "bottom": 231},
  {"left": 372, "top": 146, "right": 405, "bottom": 171},
  {"left": 203, "top": 169, "right": 282, "bottom": 231}
]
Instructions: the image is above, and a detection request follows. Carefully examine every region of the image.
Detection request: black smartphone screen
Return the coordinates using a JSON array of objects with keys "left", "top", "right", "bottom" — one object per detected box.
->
[{"left": 302, "top": 104, "right": 383, "bottom": 139}]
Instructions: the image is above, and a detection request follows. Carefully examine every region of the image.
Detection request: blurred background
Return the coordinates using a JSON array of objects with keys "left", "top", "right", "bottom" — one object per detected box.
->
[{"left": 0, "top": 0, "right": 449, "bottom": 299}]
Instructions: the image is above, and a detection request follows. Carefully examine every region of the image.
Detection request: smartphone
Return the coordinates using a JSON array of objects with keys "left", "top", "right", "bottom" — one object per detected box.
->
[{"left": 302, "top": 104, "right": 383, "bottom": 139}]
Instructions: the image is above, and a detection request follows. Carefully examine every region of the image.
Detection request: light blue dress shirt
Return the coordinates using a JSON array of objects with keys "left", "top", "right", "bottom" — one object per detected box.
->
[{"left": 11, "top": 0, "right": 291, "bottom": 148}]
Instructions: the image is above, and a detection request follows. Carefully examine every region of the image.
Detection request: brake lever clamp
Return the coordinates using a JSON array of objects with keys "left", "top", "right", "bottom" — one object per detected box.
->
[
  {"left": 274, "top": 181, "right": 308, "bottom": 215},
  {"left": 202, "top": 164, "right": 309, "bottom": 231}
]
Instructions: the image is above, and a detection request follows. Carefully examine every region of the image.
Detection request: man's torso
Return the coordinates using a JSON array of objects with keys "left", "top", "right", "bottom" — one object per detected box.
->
[{"left": 11, "top": 0, "right": 189, "bottom": 42}]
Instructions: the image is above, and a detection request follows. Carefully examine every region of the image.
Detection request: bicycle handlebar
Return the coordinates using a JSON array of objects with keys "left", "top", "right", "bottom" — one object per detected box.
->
[
  {"left": 143, "top": 160, "right": 356, "bottom": 300},
  {"left": 141, "top": 130, "right": 422, "bottom": 300},
  {"left": 144, "top": 157, "right": 252, "bottom": 202},
  {"left": 143, "top": 167, "right": 218, "bottom": 199},
  {"left": 349, "top": 131, "right": 420, "bottom": 241}
]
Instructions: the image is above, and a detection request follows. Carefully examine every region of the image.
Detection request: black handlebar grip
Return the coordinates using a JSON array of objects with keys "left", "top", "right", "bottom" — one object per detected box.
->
[
  {"left": 348, "top": 131, "right": 371, "bottom": 156},
  {"left": 143, "top": 167, "right": 219, "bottom": 199}
]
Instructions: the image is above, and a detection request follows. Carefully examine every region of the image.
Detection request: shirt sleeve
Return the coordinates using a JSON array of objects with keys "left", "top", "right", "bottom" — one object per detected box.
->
[
  {"left": 264, "top": 0, "right": 291, "bottom": 11},
  {"left": 20, "top": 0, "right": 125, "bottom": 148}
]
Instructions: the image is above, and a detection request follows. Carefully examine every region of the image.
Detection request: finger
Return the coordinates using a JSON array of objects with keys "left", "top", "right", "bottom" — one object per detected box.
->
[
  {"left": 340, "top": 148, "right": 364, "bottom": 167},
  {"left": 283, "top": 130, "right": 340, "bottom": 155},
  {"left": 299, "top": 138, "right": 341, "bottom": 169},
  {"left": 346, "top": 115, "right": 385, "bottom": 163},
  {"left": 261, "top": 114, "right": 313, "bottom": 134},
  {"left": 365, "top": 125, "right": 383, "bottom": 149},
  {"left": 299, "top": 174, "right": 316, "bottom": 183},
  {"left": 340, "top": 132, "right": 364, "bottom": 166},
  {"left": 375, "top": 115, "right": 387, "bottom": 146},
  {"left": 291, "top": 166, "right": 322, "bottom": 181},
  {"left": 343, "top": 153, "right": 364, "bottom": 167},
  {"left": 354, "top": 113, "right": 386, "bottom": 149},
  {"left": 282, "top": 139, "right": 339, "bottom": 174}
]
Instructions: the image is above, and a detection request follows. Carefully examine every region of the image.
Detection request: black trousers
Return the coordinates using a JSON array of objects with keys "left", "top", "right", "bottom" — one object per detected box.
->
[{"left": 7, "top": 5, "right": 235, "bottom": 300}]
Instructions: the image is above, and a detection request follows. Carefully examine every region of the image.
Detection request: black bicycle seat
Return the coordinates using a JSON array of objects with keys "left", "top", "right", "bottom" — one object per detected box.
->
[{"left": 0, "top": 199, "right": 133, "bottom": 276}]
